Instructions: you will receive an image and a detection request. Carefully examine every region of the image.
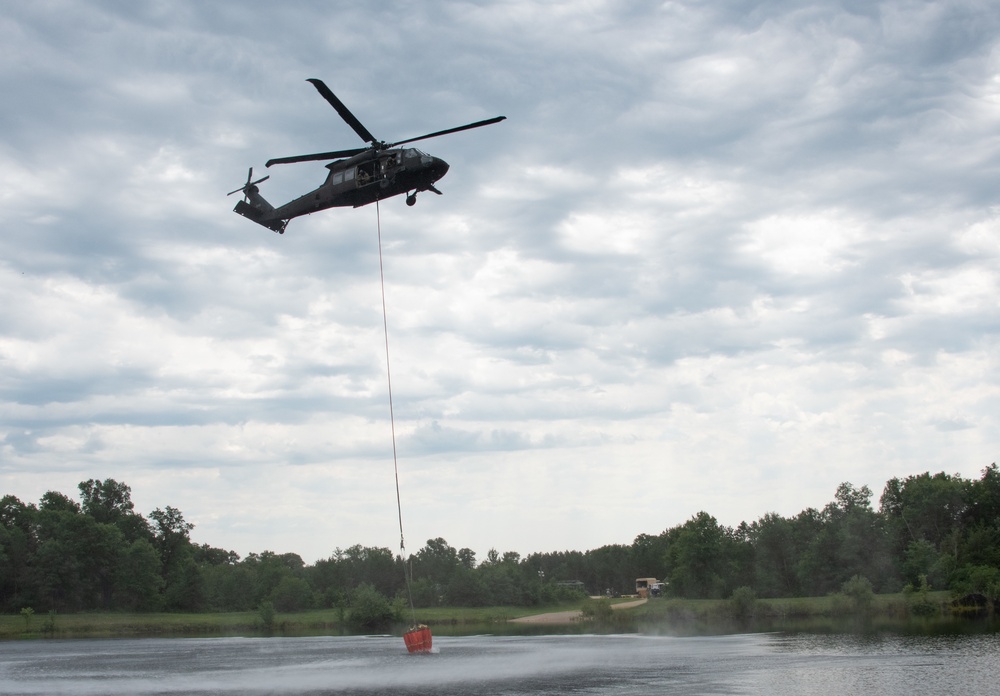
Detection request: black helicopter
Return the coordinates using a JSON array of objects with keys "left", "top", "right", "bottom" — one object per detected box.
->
[{"left": 229, "top": 79, "right": 505, "bottom": 234}]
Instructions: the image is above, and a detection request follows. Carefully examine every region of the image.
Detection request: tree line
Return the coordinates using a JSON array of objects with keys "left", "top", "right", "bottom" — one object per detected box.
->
[{"left": 2, "top": 464, "right": 998, "bottom": 614}]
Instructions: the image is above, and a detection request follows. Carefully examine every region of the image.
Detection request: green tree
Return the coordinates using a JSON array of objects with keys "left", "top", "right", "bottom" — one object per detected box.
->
[
  {"left": 269, "top": 575, "right": 315, "bottom": 612},
  {"left": 632, "top": 533, "right": 668, "bottom": 581},
  {"left": 412, "top": 538, "right": 460, "bottom": 586},
  {"left": 242, "top": 551, "right": 298, "bottom": 607},
  {"left": 964, "top": 463, "right": 1000, "bottom": 527},
  {"left": 902, "top": 539, "right": 950, "bottom": 589},
  {"left": 667, "top": 512, "right": 732, "bottom": 598},
  {"left": 787, "top": 507, "right": 827, "bottom": 595},
  {"left": 343, "top": 545, "right": 400, "bottom": 598},
  {"left": 408, "top": 576, "right": 440, "bottom": 607},
  {"left": 31, "top": 499, "right": 125, "bottom": 610},
  {"left": 194, "top": 544, "right": 240, "bottom": 566},
  {"left": 149, "top": 506, "right": 194, "bottom": 568},
  {"left": 0, "top": 496, "right": 35, "bottom": 611},
  {"left": 446, "top": 567, "right": 488, "bottom": 606},
  {"left": 195, "top": 543, "right": 244, "bottom": 611},
  {"left": 792, "top": 484, "right": 891, "bottom": 595},
  {"left": 307, "top": 545, "right": 402, "bottom": 604},
  {"left": 160, "top": 549, "right": 203, "bottom": 611},
  {"left": 115, "top": 538, "right": 163, "bottom": 610},
  {"left": 78, "top": 478, "right": 150, "bottom": 543},
  {"left": 149, "top": 506, "right": 200, "bottom": 610},
  {"left": 241, "top": 551, "right": 292, "bottom": 606},
  {"left": 881, "top": 472, "right": 967, "bottom": 557},
  {"left": 959, "top": 523, "right": 1000, "bottom": 568},
  {"left": 40, "top": 491, "right": 80, "bottom": 514},
  {"left": 748, "top": 513, "right": 797, "bottom": 598},
  {"left": 478, "top": 561, "right": 520, "bottom": 605},
  {"left": 457, "top": 547, "right": 477, "bottom": 570},
  {"left": 581, "top": 544, "right": 635, "bottom": 597},
  {"left": 832, "top": 483, "right": 893, "bottom": 591},
  {"left": 202, "top": 563, "right": 256, "bottom": 611}
]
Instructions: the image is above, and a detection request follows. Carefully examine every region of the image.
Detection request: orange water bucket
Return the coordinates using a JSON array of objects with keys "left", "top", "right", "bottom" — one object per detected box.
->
[{"left": 403, "top": 624, "right": 432, "bottom": 653}]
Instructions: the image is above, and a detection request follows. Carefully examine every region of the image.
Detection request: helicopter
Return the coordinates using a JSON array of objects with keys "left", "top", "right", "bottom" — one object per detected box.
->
[{"left": 229, "top": 79, "right": 506, "bottom": 234}]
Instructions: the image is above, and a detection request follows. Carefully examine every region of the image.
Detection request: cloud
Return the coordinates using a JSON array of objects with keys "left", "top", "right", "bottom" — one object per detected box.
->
[{"left": 0, "top": 0, "right": 997, "bottom": 562}]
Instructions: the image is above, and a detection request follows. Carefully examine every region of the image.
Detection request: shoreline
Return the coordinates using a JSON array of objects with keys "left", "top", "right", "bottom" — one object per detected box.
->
[{"left": 509, "top": 598, "right": 648, "bottom": 625}]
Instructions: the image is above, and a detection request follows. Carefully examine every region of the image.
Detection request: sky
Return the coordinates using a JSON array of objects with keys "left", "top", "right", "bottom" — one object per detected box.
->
[{"left": 1, "top": 0, "right": 998, "bottom": 565}]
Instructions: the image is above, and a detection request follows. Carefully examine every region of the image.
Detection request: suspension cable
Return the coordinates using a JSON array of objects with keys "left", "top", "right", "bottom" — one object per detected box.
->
[{"left": 376, "top": 197, "right": 417, "bottom": 623}]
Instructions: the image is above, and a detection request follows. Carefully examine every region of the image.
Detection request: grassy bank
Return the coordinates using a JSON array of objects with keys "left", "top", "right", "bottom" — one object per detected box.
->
[
  {"left": 636, "top": 591, "right": 954, "bottom": 622},
  {"left": 626, "top": 590, "right": 997, "bottom": 635},
  {"left": 0, "top": 603, "right": 583, "bottom": 641},
  {"left": 4, "top": 592, "right": 990, "bottom": 640},
  {"left": 1, "top": 610, "right": 267, "bottom": 640}
]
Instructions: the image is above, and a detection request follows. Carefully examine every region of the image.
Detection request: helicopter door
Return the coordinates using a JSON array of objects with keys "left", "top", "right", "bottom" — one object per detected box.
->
[
  {"left": 380, "top": 153, "right": 400, "bottom": 178},
  {"left": 356, "top": 160, "right": 377, "bottom": 187}
]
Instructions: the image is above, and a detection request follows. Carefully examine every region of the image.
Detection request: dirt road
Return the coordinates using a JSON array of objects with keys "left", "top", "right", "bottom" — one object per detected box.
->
[{"left": 508, "top": 597, "right": 647, "bottom": 625}]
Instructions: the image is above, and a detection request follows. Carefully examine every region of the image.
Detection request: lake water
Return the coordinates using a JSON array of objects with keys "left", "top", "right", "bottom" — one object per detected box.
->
[{"left": 1, "top": 631, "right": 997, "bottom": 695}]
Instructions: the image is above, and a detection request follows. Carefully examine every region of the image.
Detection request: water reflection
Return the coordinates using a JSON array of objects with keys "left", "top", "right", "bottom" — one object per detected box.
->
[
  {"left": 747, "top": 632, "right": 1000, "bottom": 695},
  {"left": 0, "top": 632, "right": 997, "bottom": 695},
  {"left": 637, "top": 613, "right": 999, "bottom": 638}
]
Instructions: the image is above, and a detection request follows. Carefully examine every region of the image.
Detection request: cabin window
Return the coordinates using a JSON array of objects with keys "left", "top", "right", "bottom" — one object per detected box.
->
[
  {"left": 344, "top": 168, "right": 354, "bottom": 181},
  {"left": 331, "top": 171, "right": 344, "bottom": 184}
]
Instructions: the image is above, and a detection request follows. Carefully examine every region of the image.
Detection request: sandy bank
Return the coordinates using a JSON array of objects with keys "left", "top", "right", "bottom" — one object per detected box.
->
[{"left": 508, "top": 598, "right": 647, "bottom": 625}]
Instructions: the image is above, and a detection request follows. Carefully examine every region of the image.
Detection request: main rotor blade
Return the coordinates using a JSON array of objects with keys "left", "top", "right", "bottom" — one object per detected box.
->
[
  {"left": 307, "top": 78, "right": 378, "bottom": 145},
  {"left": 265, "top": 148, "right": 368, "bottom": 167},
  {"left": 388, "top": 116, "right": 507, "bottom": 148}
]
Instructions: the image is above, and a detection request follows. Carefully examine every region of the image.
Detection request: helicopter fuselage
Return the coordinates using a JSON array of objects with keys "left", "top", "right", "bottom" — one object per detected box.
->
[
  {"left": 234, "top": 147, "right": 449, "bottom": 233},
  {"left": 282, "top": 147, "right": 448, "bottom": 214}
]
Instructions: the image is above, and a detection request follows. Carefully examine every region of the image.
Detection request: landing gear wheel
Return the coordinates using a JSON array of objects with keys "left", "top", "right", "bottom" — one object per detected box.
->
[{"left": 406, "top": 193, "right": 417, "bottom": 206}]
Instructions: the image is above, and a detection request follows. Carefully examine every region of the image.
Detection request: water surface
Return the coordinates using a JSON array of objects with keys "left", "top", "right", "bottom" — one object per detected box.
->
[{"left": 1, "top": 632, "right": 996, "bottom": 695}]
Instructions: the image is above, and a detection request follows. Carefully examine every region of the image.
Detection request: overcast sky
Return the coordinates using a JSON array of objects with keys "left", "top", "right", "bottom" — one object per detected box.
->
[{"left": 2, "top": 0, "right": 998, "bottom": 564}]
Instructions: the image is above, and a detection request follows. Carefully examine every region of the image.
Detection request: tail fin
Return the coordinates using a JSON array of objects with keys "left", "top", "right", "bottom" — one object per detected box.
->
[{"left": 229, "top": 169, "right": 287, "bottom": 233}]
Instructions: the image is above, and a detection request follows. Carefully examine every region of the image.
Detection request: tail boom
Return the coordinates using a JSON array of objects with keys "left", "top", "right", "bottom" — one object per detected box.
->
[{"left": 232, "top": 186, "right": 288, "bottom": 234}]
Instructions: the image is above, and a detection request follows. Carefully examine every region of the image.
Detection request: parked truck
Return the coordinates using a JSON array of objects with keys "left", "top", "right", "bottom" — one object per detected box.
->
[{"left": 635, "top": 577, "right": 665, "bottom": 598}]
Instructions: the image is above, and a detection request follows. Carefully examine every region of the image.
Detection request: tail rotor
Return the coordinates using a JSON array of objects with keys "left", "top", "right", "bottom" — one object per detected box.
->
[{"left": 227, "top": 167, "right": 270, "bottom": 201}]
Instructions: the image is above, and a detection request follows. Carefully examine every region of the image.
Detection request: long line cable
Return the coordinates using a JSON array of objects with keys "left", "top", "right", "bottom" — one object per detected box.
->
[{"left": 376, "top": 197, "right": 417, "bottom": 624}]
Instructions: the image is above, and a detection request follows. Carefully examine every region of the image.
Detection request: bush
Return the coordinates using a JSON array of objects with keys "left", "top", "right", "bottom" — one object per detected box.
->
[
  {"left": 729, "top": 586, "right": 759, "bottom": 619},
  {"left": 841, "top": 574, "right": 874, "bottom": 612},
  {"left": 348, "top": 583, "right": 396, "bottom": 631},
  {"left": 257, "top": 600, "right": 275, "bottom": 631},
  {"left": 581, "top": 598, "right": 614, "bottom": 623},
  {"left": 949, "top": 564, "right": 1000, "bottom": 601},
  {"left": 905, "top": 574, "right": 938, "bottom": 617}
]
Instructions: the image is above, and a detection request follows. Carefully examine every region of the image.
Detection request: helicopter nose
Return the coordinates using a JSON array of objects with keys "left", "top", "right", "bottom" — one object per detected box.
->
[{"left": 431, "top": 157, "right": 450, "bottom": 181}]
